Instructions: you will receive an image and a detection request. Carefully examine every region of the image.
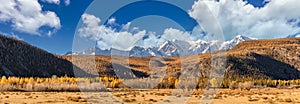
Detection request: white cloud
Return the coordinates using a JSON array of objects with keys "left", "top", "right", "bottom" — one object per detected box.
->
[
  {"left": 64, "top": 0, "right": 70, "bottom": 6},
  {"left": 142, "top": 32, "right": 163, "bottom": 47},
  {"left": 108, "top": 18, "right": 116, "bottom": 25},
  {"left": 78, "top": 13, "right": 146, "bottom": 50},
  {"left": 189, "top": 0, "right": 300, "bottom": 39},
  {"left": 191, "top": 25, "right": 207, "bottom": 41},
  {"left": 42, "top": 0, "right": 70, "bottom": 6},
  {"left": 78, "top": 14, "right": 211, "bottom": 50},
  {"left": 161, "top": 28, "right": 193, "bottom": 42},
  {"left": 113, "top": 30, "right": 145, "bottom": 50},
  {"left": 42, "top": 0, "right": 60, "bottom": 5},
  {"left": 81, "top": 0, "right": 300, "bottom": 50},
  {"left": 0, "top": 0, "right": 61, "bottom": 36},
  {"left": 121, "top": 22, "right": 131, "bottom": 31}
]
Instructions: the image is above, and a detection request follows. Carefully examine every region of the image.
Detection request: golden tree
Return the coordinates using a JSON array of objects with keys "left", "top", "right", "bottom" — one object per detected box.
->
[
  {"left": 0, "top": 76, "right": 7, "bottom": 84},
  {"left": 210, "top": 78, "right": 218, "bottom": 89}
]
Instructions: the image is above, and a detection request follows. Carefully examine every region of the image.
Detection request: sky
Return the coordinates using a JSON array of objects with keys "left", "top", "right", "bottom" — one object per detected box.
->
[{"left": 0, "top": 0, "right": 300, "bottom": 54}]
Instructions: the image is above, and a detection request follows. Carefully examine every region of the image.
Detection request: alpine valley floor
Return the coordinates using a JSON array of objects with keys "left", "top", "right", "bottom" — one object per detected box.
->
[{"left": 1, "top": 88, "right": 300, "bottom": 104}]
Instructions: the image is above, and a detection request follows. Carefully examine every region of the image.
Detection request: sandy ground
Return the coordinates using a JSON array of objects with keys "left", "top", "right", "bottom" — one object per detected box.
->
[{"left": 1, "top": 88, "right": 300, "bottom": 104}]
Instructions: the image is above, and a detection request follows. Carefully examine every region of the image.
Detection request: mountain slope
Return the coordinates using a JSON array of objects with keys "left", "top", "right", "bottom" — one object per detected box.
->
[
  {"left": 218, "top": 38, "right": 300, "bottom": 79},
  {"left": 63, "top": 37, "right": 300, "bottom": 80},
  {"left": 195, "top": 38, "right": 300, "bottom": 79},
  {"left": 59, "top": 55, "right": 150, "bottom": 78},
  {"left": 0, "top": 35, "right": 89, "bottom": 77}
]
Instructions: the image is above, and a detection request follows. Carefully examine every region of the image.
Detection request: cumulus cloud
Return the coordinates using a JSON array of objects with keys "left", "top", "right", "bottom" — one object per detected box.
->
[
  {"left": 42, "top": 0, "right": 60, "bottom": 5},
  {"left": 0, "top": 0, "right": 61, "bottom": 36},
  {"left": 161, "top": 28, "right": 193, "bottom": 42},
  {"left": 78, "top": 12, "right": 224, "bottom": 50},
  {"left": 42, "top": 0, "right": 71, "bottom": 6},
  {"left": 142, "top": 32, "right": 163, "bottom": 47},
  {"left": 64, "top": 0, "right": 70, "bottom": 5},
  {"left": 78, "top": 13, "right": 102, "bottom": 40},
  {"left": 189, "top": 0, "right": 300, "bottom": 40},
  {"left": 113, "top": 30, "right": 146, "bottom": 50},
  {"left": 107, "top": 18, "right": 116, "bottom": 25},
  {"left": 78, "top": 13, "right": 202, "bottom": 50},
  {"left": 79, "top": 0, "right": 300, "bottom": 50},
  {"left": 121, "top": 22, "right": 131, "bottom": 31},
  {"left": 78, "top": 13, "right": 146, "bottom": 50}
]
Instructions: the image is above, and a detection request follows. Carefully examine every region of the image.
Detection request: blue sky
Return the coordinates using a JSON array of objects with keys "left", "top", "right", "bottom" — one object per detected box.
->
[
  {"left": 0, "top": 0, "right": 299, "bottom": 54},
  {"left": 0, "top": 0, "right": 93, "bottom": 54}
]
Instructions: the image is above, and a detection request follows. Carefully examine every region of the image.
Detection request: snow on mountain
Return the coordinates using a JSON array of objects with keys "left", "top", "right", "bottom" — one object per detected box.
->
[
  {"left": 157, "top": 40, "right": 178, "bottom": 56},
  {"left": 157, "top": 40, "right": 191, "bottom": 56},
  {"left": 189, "top": 40, "right": 209, "bottom": 54},
  {"left": 287, "top": 34, "right": 300, "bottom": 38},
  {"left": 73, "top": 35, "right": 254, "bottom": 57},
  {"left": 129, "top": 46, "right": 155, "bottom": 57},
  {"left": 220, "top": 35, "right": 253, "bottom": 50}
]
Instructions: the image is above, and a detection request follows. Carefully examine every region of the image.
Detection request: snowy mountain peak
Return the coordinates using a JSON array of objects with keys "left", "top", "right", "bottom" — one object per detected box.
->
[
  {"left": 75, "top": 35, "right": 254, "bottom": 57},
  {"left": 157, "top": 40, "right": 178, "bottom": 56},
  {"left": 157, "top": 39, "right": 192, "bottom": 56},
  {"left": 189, "top": 40, "right": 209, "bottom": 53},
  {"left": 158, "top": 40, "right": 175, "bottom": 50},
  {"left": 220, "top": 35, "right": 253, "bottom": 50},
  {"left": 231, "top": 35, "right": 252, "bottom": 43}
]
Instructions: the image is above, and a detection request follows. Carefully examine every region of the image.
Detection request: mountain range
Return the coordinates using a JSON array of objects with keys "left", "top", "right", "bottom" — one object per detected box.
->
[
  {"left": 69, "top": 35, "right": 255, "bottom": 57},
  {"left": 1, "top": 33, "right": 300, "bottom": 80},
  {"left": 62, "top": 36, "right": 300, "bottom": 80}
]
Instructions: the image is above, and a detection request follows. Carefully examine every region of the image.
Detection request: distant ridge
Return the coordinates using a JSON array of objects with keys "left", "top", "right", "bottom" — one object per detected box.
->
[
  {"left": 69, "top": 35, "right": 255, "bottom": 57},
  {"left": 63, "top": 37, "right": 300, "bottom": 80}
]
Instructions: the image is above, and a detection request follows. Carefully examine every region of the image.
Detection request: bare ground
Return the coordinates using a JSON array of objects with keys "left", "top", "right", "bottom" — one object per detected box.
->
[{"left": 1, "top": 88, "right": 300, "bottom": 104}]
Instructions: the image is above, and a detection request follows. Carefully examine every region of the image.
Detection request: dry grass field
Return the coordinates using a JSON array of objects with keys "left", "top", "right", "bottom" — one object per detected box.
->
[
  {"left": 1, "top": 88, "right": 300, "bottom": 104},
  {"left": 1, "top": 76, "right": 300, "bottom": 103}
]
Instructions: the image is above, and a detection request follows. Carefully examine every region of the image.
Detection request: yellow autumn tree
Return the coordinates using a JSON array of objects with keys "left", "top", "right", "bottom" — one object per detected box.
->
[
  {"left": 19, "top": 78, "right": 25, "bottom": 85},
  {"left": 0, "top": 76, "right": 7, "bottom": 84},
  {"left": 174, "top": 79, "right": 179, "bottom": 87},
  {"left": 210, "top": 78, "right": 218, "bottom": 89}
]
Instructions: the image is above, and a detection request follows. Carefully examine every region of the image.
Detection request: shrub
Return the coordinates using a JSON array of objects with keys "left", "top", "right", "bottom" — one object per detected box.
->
[
  {"left": 210, "top": 78, "right": 218, "bottom": 89},
  {"left": 229, "top": 81, "right": 238, "bottom": 90},
  {"left": 238, "top": 81, "right": 253, "bottom": 91}
]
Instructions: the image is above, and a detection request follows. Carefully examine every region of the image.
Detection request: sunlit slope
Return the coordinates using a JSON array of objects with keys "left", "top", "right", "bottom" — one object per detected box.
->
[{"left": 61, "top": 38, "right": 300, "bottom": 80}]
